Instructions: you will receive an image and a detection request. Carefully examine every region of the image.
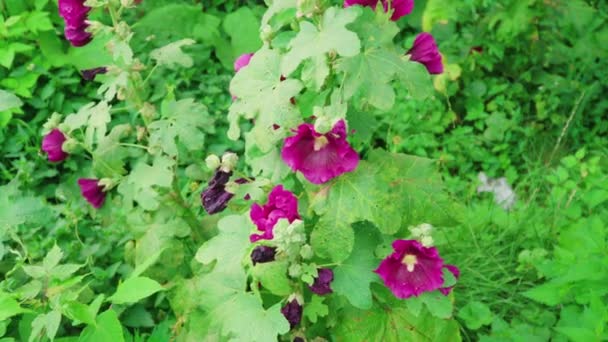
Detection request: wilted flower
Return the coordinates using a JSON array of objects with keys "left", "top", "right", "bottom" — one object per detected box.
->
[
  {"left": 407, "top": 33, "right": 443, "bottom": 75},
  {"left": 375, "top": 239, "right": 445, "bottom": 299},
  {"left": 250, "top": 185, "right": 300, "bottom": 242},
  {"left": 201, "top": 170, "right": 234, "bottom": 215},
  {"left": 81, "top": 67, "right": 107, "bottom": 81},
  {"left": 309, "top": 268, "right": 334, "bottom": 295},
  {"left": 344, "top": 0, "right": 414, "bottom": 21},
  {"left": 281, "top": 120, "right": 359, "bottom": 184},
  {"left": 234, "top": 53, "right": 254, "bottom": 72},
  {"left": 58, "top": 0, "right": 92, "bottom": 47},
  {"left": 41, "top": 129, "right": 68, "bottom": 162},
  {"left": 281, "top": 299, "right": 302, "bottom": 329},
  {"left": 439, "top": 264, "right": 460, "bottom": 295},
  {"left": 77, "top": 178, "right": 106, "bottom": 209},
  {"left": 251, "top": 246, "right": 277, "bottom": 265}
]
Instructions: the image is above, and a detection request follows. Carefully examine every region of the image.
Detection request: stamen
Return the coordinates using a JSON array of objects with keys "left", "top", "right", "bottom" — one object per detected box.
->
[{"left": 402, "top": 254, "right": 418, "bottom": 272}]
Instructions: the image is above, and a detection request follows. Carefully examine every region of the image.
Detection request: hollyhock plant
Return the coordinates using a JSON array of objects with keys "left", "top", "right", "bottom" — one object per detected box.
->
[
  {"left": 250, "top": 185, "right": 300, "bottom": 242},
  {"left": 81, "top": 67, "right": 107, "bottom": 81},
  {"left": 407, "top": 33, "right": 443, "bottom": 74},
  {"left": 251, "top": 246, "right": 277, "bottom": 265},
  {"left": 344, "top": 0, "right": 414, "bottom": 21},
  {"left": 309, "top": 268, "right": 334, "bottom": 295},
  {"left": 281, "top": 299, "right": 302, "bottom": 329},
  {"left": 439, "top": 264, "right": 460, "bottom": 295},
  {"left": 58, "top": 0, "right": 92, "bottom": 47},
  {"left": 281, "top": 120, "right": 359, "bottom": 184},
  {"left": 41, "top": 129, "right": 68, "bottom": 162},
  {"left": 77, "top": 178, "right": 106, "bottom": 209},
  {"left": 375, "top": 239, "right": 445, "bottom": 299}
]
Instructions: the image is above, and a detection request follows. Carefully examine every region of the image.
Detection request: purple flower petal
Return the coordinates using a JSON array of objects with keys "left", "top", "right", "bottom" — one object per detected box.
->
[
  {"left": 77, "top": 178, "right": 106, "bottom": 209},
  {"left": 41, "top": 129, "right": 68, "bottom": 163},
  {"left": 281, "top": 120, "right": 359, "bottom": 184},
  {"left": 281, "top": 299, "right": 302, "bottom": 329},
  {"left": 309, "top": 268, "right": 334, "bottom": 295},
  {"left": 407, "top": 32, "right": 443, "bottom": 74},
  {"left": 234, "top": 53, "right": 254, "bottom": 72},
  {"left": 58, "top": 0, "right": 92, "bottom": 47},
  {"left": 201, "top": 170, "right": 236, "bottom": 215},
  {"left": 251, "top": 246, "right": 277, "bottom": 265},
  {"left": 81, "top": 67, "right": 107, "bottom": 81},
  {"left": 375, "top": 239, "right": 445, "bottom": 299},
  {"left": 439, "top": 264, "right": 460, "bottom": 295},
  {"left": 249, "top": 185, "right": 300, "bottom": 242}
]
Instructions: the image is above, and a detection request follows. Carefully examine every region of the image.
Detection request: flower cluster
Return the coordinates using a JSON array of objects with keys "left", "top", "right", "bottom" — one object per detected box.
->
[
  {"left": 58, "top": 0, "right": 92, "bottom": 47},
  {"left": 250, "top": 185, "right": 300, "bottom": 242}
]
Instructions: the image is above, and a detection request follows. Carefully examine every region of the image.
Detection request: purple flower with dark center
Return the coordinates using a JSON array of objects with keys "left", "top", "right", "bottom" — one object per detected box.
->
[
  {"left": 281, "top": 120, "right": 359, "bottom": 185},
  {"left": 281, "top": 299, "right": 302, "bottom": 329},
  {"left": 41, "top": 129, "right": 68, "bottom": 162},
  {"left": 77, "top": 178, "right": 106, "bottom": 209},
  {"left": 344, "top": 0, "right": 414, "bottom": 21},
  {"left": 439, "top": 264, "right": 460, "bottom": 295},
  {"left": 407, "top": 33, "right": 443, "bottom": 74},
  {"left": 58, "top": 0, "right": 92, "bottom": 47},
  {"left": 309, "top": 268, "right": 334, "bottom": 295},
  {"left": 81, "top": 67, "right": 107, "bottom": 81},
  {"left": 249, "top": 185, "right": 300, "bottom": 242},
  {"left": 251, "top": 246, "right": 277, "bottom": 265},
  {"left": 375, "top": 239, "right": 445, "bottom": 299},
  {"left": 234, "top": 53, "right": 254, "bottom": 72}
]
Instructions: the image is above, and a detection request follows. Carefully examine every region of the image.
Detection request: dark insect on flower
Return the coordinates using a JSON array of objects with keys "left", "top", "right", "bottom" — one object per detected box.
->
[
  {"left": 309, "top": 268, "right": 334, "bottom": 295},
  {"left": 250, "top": 246, "right": 277, "bottom": 265},
  {"left": 78, "top": 178, "right": 106, "bottom": 209},
  {"left": 281, "top": 299, "right": 302, "bottom": 329},
  {"left": 41, "top": 129, "right": 68, "bottom": 162},
  {"left": 81, "top": 67, "right": 107, "bottom": 81}
]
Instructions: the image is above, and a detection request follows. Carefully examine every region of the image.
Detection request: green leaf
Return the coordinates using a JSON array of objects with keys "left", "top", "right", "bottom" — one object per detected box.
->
[
  {"left": 0, "top": 291, "right": 28, "bottom": 321},
  {"left": 252, "top": 261, "right": 292, "bottom": 296},
  {"left": 149, "top": 98, "right": 214, "bottom": 157},
  {"left": 332, "top": 223, "right": 381, "bottom": 309},
  {"left": 92, "top": 124, "right": 130, "bottom": 177},
  {"left": 394, "top": 59, "right": 434, "bottom": 100},
  {"left": 150, "top": 39, "right": 196, "bottom": 69},
  {"left": 64, "top": 302, "right": 96, "bottom": 326},
  {"left": 420, "top": 291, "right": 454, "bottom": 319},
  {"left": 282, "top": 6, "right": 361, "bottom": 76},
  {"left": 303, "top": 296, "right": 328, "bottom": 324},
  {"left": 43, "top": 245, "right": 63, "bottom": 271},
  {"left": 222, "top": 7, "right": 263, "bottom": 65},
  {"left": 109, "top": 276, "right": 165, "bottom": 305},
  {"left": 457, "top": 301, "right": 494, "bottom": 330},
  {"left": 29, "top": 311, "right": 61, "bottom": 342},
  {"left": 79, "top": 310, "right": 124, "bottom": 342},
  {"left": 0, "top": 89, "right": 22, "bottom": 112},
  {"left": 118, "top": 156, "right": 175, "bottom": 211}
]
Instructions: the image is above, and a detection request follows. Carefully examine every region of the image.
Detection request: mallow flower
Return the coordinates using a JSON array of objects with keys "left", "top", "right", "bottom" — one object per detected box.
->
[
  {"left": 58, "top": 0, "right": 92, "bottom": 47},
  {"left": 344, "top": 0, "right": 414, "bottom": 21},
  {"left": 234, "top": 53, "right": 254, "bottom": 72},
  {"left": 309, "top": 268, "right": 334, "bottom": 295},
  {"left": 77, "top": 178, "right": 106, "bottom": 209},
  {"left": 375, "top": 239, "right": 446, "bottom": 299},
  {"left": 250, "top": 185, "right": 300, "bottom": 242},
  {"left": 201, "top": 170, "right": 234, "bottom": 215},
  {"left": 281, "top": 120, "right": 359, "bottom": 184},
  {"left": 250, "top": 246, "right": 277, "bottom": 265},
  {"left": 281, "top": 299, "right": 302, "bottom": 329},
  {"left": 81, "top": 67, "right": 107, "bottom": 81},
  {"left": 407, "top": 33, "right": 443, "bottom": 74},
  {"left": 41, "top": 129, "right": 68, "bottom": 162}
]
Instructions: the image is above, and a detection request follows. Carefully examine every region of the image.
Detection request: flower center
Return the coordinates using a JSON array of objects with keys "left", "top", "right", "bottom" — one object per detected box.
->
[
  {"left": 401, "top": 254, "right": 418, "bottom": 272},
  {"left": 313, "top": 136, "right": 329, "bottom": 151}
]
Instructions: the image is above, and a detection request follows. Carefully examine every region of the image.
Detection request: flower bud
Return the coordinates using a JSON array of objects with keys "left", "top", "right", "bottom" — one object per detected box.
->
[
  {"left": 420, "top": 235, "right": 434, "bottom": 247},
  {"left": 220, "top": 152, "right": 238, "bottom": 172},
  {"left": 299, "top": 244, "right": 313, "bottom": 260},
  {"left": 98, "top": 178, "right": 117, "bottom": 191},
  {"left": 205, "top": 154, "right": 221, "bottom": 170},
  {"left": 61, "top": 138, "right": 80, "bottom": 154},
  {"left": 313, "top": 115, "right": 333, "bottom": 134}
]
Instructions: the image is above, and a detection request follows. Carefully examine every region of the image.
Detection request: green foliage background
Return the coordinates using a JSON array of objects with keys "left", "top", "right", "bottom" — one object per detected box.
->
[{"left": 0, "top": 0, "right": 607, "bottom": 341}]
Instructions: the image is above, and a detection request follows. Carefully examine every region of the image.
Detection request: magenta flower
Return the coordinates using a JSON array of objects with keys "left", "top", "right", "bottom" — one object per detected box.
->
[
  {"left": 407, "top": 33, "right": 443, "bottom": 74},
  {"left": 251, "top": 246, "right": 277, "bottom": 265},
  {"left": 77, "top": 178, "right": 106, "bottom": 209},
  {"left": 234, "top": 53, "right": 254, "bottom": 72},
  {"left": 375, "top": 239, "right": 445, "bottom": 299},
  {"left": 281, "top": 299, "right": 302, "bottom": 329},
  {"left": 439, "top": 264, "right": 460, "bottom": 295},
  {"left": 344, "top": 0, "right": 414, "bottom": 21},
  {"left": 249, "top": 185, "right": 300, "bottom": 242},
  {"left": 41, "top": 129, "right": 68, "bottom": 162},
  {"left": 281, "top": 120, "right": 359, "bottom": 185},
  {"left": 81, "top": 67, "right": 107, "bottom": 81},
  {"left": 309, "top": 268, "right": 334, "bottom": 295},
  {"left": 58, "top": 0, "right": 92, "bottom": 47}
]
